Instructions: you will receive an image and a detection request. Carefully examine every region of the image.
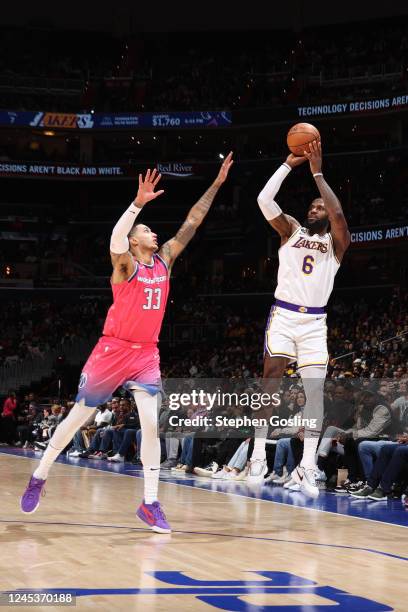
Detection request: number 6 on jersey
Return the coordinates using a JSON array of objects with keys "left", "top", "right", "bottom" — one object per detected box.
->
[
  {"left": 143, "top": 287, "right": 161, "bottom": 310},
  {"left": 302, "top": 255, "right": 314, "bottom": 275}
]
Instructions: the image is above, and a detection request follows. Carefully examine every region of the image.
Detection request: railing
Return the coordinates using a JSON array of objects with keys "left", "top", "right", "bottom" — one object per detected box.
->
[
  {"left": 0, "top": 324, "right": 227, "bottom": 392},
  {"left": 331, "top": 329, "right": 408, "bottom": 363},
  {"left": 0, "top": 334, "right": 98, "bottom": 394},
  {"left": 0, "top": 74, "right": 83, "bottom": 94}
]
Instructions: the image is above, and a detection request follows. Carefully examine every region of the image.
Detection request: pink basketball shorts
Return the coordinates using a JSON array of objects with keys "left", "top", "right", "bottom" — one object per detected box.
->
[{"left": 75, "top": 336, "right": 161, "bottom": 407}]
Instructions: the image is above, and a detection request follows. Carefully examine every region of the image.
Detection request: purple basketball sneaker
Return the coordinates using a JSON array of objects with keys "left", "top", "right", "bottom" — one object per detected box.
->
[
  {"left": 136, "top": 500, "right": 171, "bottom": 533},
  {"left": 20, "top": 476, "right": 46, "bottom": 513}
]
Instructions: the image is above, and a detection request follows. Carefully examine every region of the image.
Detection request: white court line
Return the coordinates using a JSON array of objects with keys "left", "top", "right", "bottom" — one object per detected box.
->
[
  {"left": 4, "top": 451, "right": 408, "bottom": 530},
  {"left": 28, "top": 561, "right": 55, "bottom": 569}
]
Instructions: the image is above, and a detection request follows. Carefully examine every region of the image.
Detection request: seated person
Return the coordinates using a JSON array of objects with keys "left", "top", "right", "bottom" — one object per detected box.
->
[
  {"left": 351, "top": 433, "right": 408, "bottom": 500},
  {"left": 318, "top": 390, "right": 392, "bottom": 492},
  {"left": 84, "top": 398, "right": 129, "bottom": 459},
  {"left": 211, "top": 438, "right": 251, "bottom": 480},
  {"left": 69, "top": 405, "right": 112, "bottom": 457},
  {"left": 34, "top": 408, "right": 58, "bottom": 450},
  {"left": 107, "top": 402, "right": 140, "bottom": 463},
  {"left": 16, "top": 405, "right": 42, "bottom": 449}
]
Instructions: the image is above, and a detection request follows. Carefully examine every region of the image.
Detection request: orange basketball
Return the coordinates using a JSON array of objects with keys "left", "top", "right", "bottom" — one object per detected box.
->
[{"left": 287, "top": 122, "right": 320, "bottom": 156}]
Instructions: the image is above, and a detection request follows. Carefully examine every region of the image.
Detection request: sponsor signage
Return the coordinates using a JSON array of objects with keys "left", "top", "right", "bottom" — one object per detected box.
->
[
  {"left": 0, "top": 162, "right": 126, "bottom": 178},
  {"left": 0, "top": 110, "right": 231, "bottom": 130},
  {"left": 0, "top": 161, "right": 199, "bottom": 180},
  {"left": 297, "top": 95, "right": 408, "bottom": 118},
  {"left": 350, "top": 223, "right": 408, "bottom": 245}
]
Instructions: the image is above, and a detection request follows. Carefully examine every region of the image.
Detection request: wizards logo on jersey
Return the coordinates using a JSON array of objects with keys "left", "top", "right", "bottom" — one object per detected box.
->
[
  {"left": 78, "top": 372, "right": 88, "bottom": 389},
  {"left": 292, "top": 236, "right": 329, "bottom": 253},
  {"left": 15, "top": 571, "right": 392, "bottom": 610}
]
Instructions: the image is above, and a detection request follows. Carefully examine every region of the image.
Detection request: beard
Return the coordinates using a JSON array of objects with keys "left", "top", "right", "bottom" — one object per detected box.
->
[{"left": 304, "top": 217, "right": 329, "bottom": 235}]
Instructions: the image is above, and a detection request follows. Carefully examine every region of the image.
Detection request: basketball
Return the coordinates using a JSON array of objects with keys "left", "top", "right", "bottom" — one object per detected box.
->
[{"left": 287, "top": 122, "right": 321, "bottom": 156}]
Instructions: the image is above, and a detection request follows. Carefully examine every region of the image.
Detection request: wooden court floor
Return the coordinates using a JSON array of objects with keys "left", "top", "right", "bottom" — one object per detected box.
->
[{"left": 1, "top": 453, "right": 407, "bottom": 611}]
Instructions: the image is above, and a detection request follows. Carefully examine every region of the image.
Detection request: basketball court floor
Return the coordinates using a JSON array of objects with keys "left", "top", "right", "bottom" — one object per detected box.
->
[{"left": 1, "top": 448, "right": 407, "bottom": 611}]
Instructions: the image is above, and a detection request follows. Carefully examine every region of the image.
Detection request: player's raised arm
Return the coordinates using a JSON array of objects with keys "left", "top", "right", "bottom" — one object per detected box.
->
[
  {"left": 257, "top": 154, "right": 305, "bottom": 244},
  {"left": 109, "top": 169, "right": 164, "bottom": 272},
  {"left": 158, "top": 152, "right": 234, "bottom": 268},
  {"left": 304, "top": 140, "right": 351, "bottom": 262}
]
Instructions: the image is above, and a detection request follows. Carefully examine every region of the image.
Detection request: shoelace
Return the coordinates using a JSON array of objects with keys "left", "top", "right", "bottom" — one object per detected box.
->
[
  {"left": 28, "top": 480, "right": 46, "bottom": 499},
  {"left": 153, "top": 504, "right": 167, "bottom": 522},
  {"left": 305, "top": 469, "right": 316, "bottom": 484}
]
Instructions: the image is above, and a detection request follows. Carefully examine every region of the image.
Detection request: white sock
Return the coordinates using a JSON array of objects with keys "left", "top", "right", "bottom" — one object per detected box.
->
[
  {"left": 299, "top": 365, "right": 326, "bottom": 469},
  {"left": 251, "top": 426, "right": 268, "bottom": 461},
  {"left": 301, "top": 436, "right": 319, "bottom": 469},
  {"left": 33, "top": 401, "right": 95, "bottom": 480},
  {"left": 132, "top": 389, "right": 161, "bottom": 504}
]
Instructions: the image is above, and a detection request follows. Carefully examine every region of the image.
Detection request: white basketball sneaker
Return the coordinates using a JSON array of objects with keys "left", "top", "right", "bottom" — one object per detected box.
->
[
  {"left": 291, "top": 465, "right": 319, "bottom": 499},
  {"left": 283, "top": 477, "right": 296, "bottom": 489},
  {"left": 246, "top": 459, "right": 268, "bottom": 485}
]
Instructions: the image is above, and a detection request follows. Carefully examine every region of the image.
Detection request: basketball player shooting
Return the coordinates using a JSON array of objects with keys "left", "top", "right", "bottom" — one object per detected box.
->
[
  {"left": 248, "top": 140, "right": 350, "bottom": 498},
  {"left": 20, "top": 153, "right": 234, "bottom": 533}
]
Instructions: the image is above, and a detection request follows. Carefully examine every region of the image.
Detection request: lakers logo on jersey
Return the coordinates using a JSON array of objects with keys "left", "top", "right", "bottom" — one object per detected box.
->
[{"left": 292, "top": 235, "right": 329, "bottom": 253}]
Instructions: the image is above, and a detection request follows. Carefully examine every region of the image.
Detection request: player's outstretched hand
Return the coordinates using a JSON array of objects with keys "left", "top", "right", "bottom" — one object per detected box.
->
[
  {"left": 134, "top": 169, "right": 164, "bottom": 208},
  {"left": 285, "top": 153, "right": 308, "bottom": 168},
  {"left": 214, "top": 151, "right": 234, "bottom": 187},
  {"left": 303, "top": 140, "right": 322, "bottom": 175}
]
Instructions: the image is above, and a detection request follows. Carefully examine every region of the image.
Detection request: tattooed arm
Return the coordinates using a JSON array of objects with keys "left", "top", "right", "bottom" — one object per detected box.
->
[
  {"left": 304, "top": 140, "right": 350, "bottom": 262},
  {"left": 159, "top": 152, "right": 234, "bottom": 269}
]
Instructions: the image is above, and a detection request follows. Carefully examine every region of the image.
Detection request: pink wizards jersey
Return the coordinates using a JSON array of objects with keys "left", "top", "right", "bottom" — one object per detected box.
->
[{"left": 102, "top": 253, "right": 169, "bottom": 343}]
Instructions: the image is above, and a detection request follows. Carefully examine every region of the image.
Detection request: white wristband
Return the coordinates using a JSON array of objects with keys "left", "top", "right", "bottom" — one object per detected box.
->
[
  {"left": 110, "top": 202, "right": 141, "bottom": 254},
  {"left": 313, "top": 172, "right": 323, "bottom": 178}
]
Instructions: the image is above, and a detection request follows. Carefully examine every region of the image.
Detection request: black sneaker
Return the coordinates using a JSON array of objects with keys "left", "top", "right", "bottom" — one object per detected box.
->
[
  {"left": 347, "top": 481, "right": 365, "bottom": 494},
  {"left": 160, "top": 458, "right": 178, "bottom": 469},
  {"left": 368, "top": 487, "right": 388, "bottom": 501},
  {"left": 34, "top": 441, "right": 48, "bottom": 450},
  {"left": 78, "top": 450, "right": 91, "bottom": 459},
  {"left": 350, "top": 484, "right": 374, "bottom": 499},
  {"left": 334, "top": 479, "right": 352, "bottom": 494}
]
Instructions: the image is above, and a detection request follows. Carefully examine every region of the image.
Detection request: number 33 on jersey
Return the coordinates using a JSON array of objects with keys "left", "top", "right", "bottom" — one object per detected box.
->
[{"left": 103, "top": 254, "right": 170, "bottom": 342}]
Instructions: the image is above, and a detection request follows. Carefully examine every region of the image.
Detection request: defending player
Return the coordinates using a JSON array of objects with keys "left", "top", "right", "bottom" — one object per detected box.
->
[
  {"left": 248, "top": 141, "right": 350, "bottom": 497},
  {"left": 21, "top": 153, "right": 234, "bottom": 532}
]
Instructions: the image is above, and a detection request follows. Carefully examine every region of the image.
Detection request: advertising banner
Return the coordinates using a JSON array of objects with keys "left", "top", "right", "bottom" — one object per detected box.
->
[
  {"left": 0, "top": 110, "right": 232, "bottom": 130},
  {"left": 0, "top": 161, "right": 199, "bottom": 180},
  {"left": 350, "top": 223, "right": 408, "bottom": 245},
  {"left": 297, "top": 94, "right": 408, "bottom": 118}
]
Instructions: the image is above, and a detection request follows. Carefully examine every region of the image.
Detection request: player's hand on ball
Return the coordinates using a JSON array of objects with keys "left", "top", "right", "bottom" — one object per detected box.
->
[
  {"left": 285, "top": 153, "right": 308, "bottom": 168},
  {"left": 134, "top": 169, "right": 165, "bottom": 208},
  {"left": 303, "top": 140, "right": 322, "bottom": 175},
  {"left": 214, "top": 151, "right": 234, "bottom": 186}
]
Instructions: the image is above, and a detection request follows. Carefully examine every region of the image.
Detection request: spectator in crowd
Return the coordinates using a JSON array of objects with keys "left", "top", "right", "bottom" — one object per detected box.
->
[
  {"left": 329, "top": 390, "right": 393, "bottom": 493},
  {"left": 83, "top": 398, "right": 119, "bottom": 458},
  {"left": 107, "top": 399, "right": 140, "bottom": 463},
  {"left": 391, "top": 381, "right": 408, "bottom": 424},
  {"left": 82, "top": 398, "right": 127, "bottom": 459},
  {"left": 15, "top": 405, "right": 42, "bottom": 449},
  {"left": 34, "top": 407, "right": 58, "bottom": 450},
  {"left": 211, "top": 438, "right": 251, "bottom": 480},
  {"left": 171, "top": 406, "right": 197, "bottom": 473},
  {"left": 1, "top": 390, "right": 17, "bottom": 444},
  {"left": 68, "top": 404, "right": 112, "bottom": 457},
  {"left": 351, "top": 433, "right": 408, "bottom": 500},
  {"left": 262, "top": 391, "right": 308, "bottom": 486}
]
